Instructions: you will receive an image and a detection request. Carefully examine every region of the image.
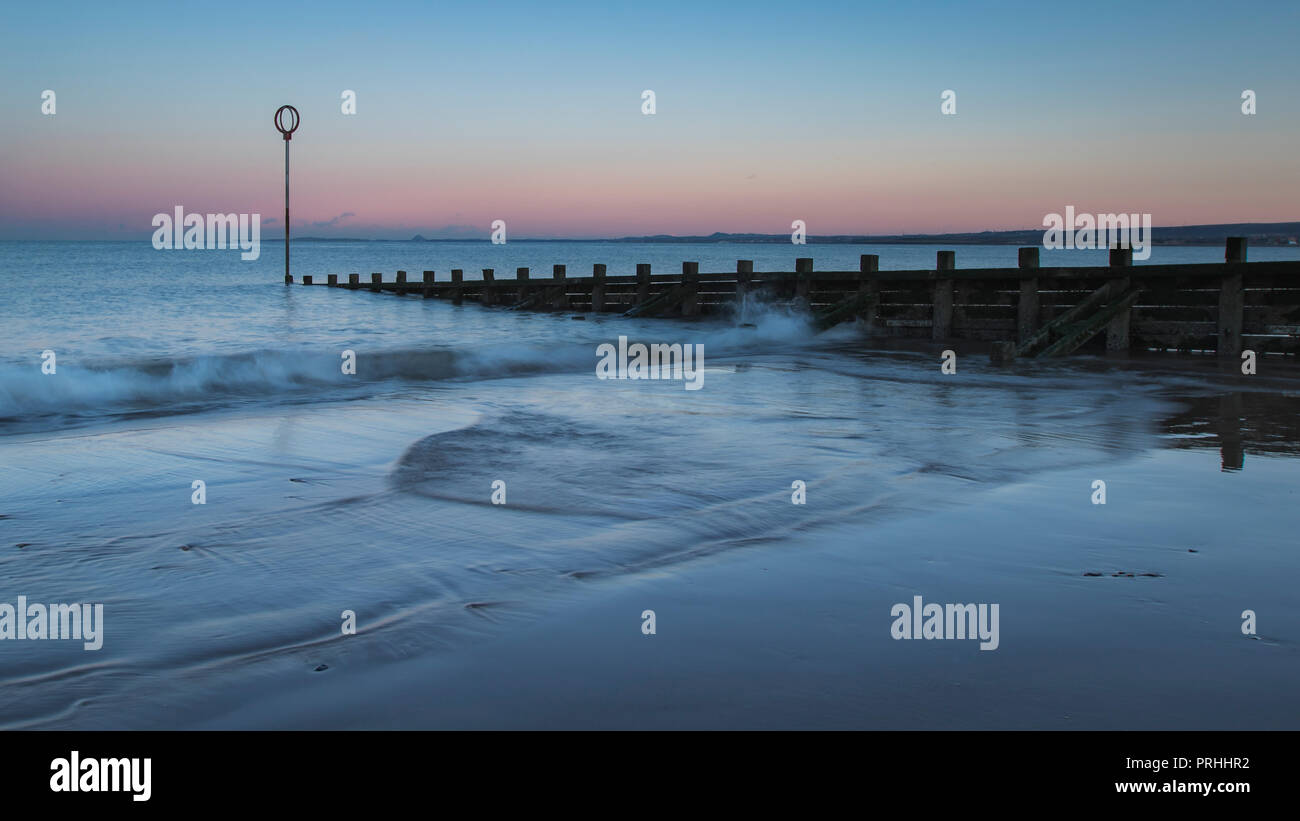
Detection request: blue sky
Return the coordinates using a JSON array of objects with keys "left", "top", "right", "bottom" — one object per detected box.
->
[{"left": 2, "top": 0, "right": 1298, "bottom": 238}]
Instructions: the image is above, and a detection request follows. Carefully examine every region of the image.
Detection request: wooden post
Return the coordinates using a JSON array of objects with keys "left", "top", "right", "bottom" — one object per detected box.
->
[
  {"left": 302, "top": 275, "right": 312, "bottom": 285},
  {"left": 395, "top": 270, "right": 407, "bottom": 296},
  {"left": 859, "top": 254, "right": 879, "bottom": 326},
  {"left": 552, "top": 264, "right": 568, "bottom": 309},
  {"left": 591, "top": 264, "right": 607, "bottom": 312},
  {"left": 1106, "top": 249, "right": 1132, "bottom": 352},
  {"left": 370, "top": 273, "right": 381, "bottom": 292},
  {"left": 481, "top": 269, "right": 495, "bottom": 306},
  {"left": 450, "top": 269, "right": 463, "bottom": 305},
  {"left": 327, "top": 274, "right": 338, "bottom": 286},
  {"left": 681, "top": 261, "right": 700, "bottom": 316},
  {"left": 1219, "top": 237, "right": 1246, "bottom": 358},
  {"left": 636, "top": 263, "right": 651, "bottom": 306},
  {"left": 736, "top": 260, "right": 754, "bottom": 312},
  {"left": 1017, "top": 247, "right": 1040, "bottom": 345},
  {"left": 933, "top": 251, "right": 955, "bottom": 340},
  {"left": 990, "top": 341, "right": 1017, "bottom": 365},
  {"left": 348, "top": 273, "right": 359, "bottom": 290},
  {"left": 517, "top": 267, "right": 530, "bottom": 302},
  {"left": 795, "top": 257, "right": 813, "bottom": 304},
  {"left": 422, "top": 270, "right": 435, "bottom": 299}
]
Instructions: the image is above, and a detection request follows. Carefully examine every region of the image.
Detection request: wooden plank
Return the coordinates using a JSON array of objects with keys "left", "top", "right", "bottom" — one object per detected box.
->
[
  {"left": 814, "top": 291, "right": 876, "bottom": 331},
  {"left": 1038, "top": 287, "right": 1142, "bottom": 358},
  {"left": 1018, "top": 279, "right": 1119, "bottom": 356}
]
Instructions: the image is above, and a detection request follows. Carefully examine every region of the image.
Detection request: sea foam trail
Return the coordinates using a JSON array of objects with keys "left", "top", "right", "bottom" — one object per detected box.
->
[{"left": 0, "top": 305, "right": 822, "bottom": 426}]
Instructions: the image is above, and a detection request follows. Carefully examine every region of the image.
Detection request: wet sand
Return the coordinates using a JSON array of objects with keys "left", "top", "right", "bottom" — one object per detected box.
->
[
  {"left": 195, "top": 445, "right": 1299, "bottom": 730},
  {"left": 3, "top": 348, "right": 1297, "bottom": 730}
]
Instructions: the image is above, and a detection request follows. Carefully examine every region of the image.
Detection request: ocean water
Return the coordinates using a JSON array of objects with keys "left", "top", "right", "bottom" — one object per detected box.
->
[{"left": 1, "top": 240, "right": 1297, "bottom": 728}]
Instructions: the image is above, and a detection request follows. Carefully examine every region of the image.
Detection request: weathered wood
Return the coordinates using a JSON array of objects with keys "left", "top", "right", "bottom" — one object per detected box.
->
[
  {"left": 681, "top": 262, "right": 700, "bottom": 317},
  {"left": 735, "top": 259, "right": 754, "bottom": 312},
  {"left": 517, "top": 267, "right": 530, "bottom": 302},
  {"left": 859, "top": 254, "right": 880, "bottom": 327},
  {"left": 625, "top": 282, "right": 689, "bottom": 318},
  {"left": 552, "top": 265, "right": 568, "bottom": 310},
  {"left": 795, "top": 258, "right": 813, "bottom": 305},
  {"left": 1017, "top": 247, "right": 1040, "bottom": 345},
  {"left": 1106, "top": 278, "right": 1132, "bottom": 351},
  {"left": 327, "top": 274, "right": 338, "bottom": 286},
  {"left": 814, "top": 291, "right": 876, "bottom": 331},
  {"left": 1019, "top": 279, "right": 1126, "bottom": 357},
  {"left": 591, "top": 264, "right": 607, "bottom": 312},
  {"left": 318, "top": 250, "right": 1300, "bottom": 357},
  {"left": 636, "top": 264, "right": 651, "bottom": 305},
  {"left": 511, "top": 283, "right": 567, "bottom": 311},
  {"left": 1038, "top": 286, "right": 1142, "bottom": 358},
  {"left": 933, "top": 251, "right": 955, "bottom": 340},
  {"left": 1105, "top": 250, "right": 1133, "bottom": 351},
  {"left": 990, "top": 341, "right": 1017, "bottom": 365},
  {"left": 302, "top": 275, "right": 312, "bottom": 285},
  {"left": 1219, "top": 238, "right": 1247, "bottom": 357}
]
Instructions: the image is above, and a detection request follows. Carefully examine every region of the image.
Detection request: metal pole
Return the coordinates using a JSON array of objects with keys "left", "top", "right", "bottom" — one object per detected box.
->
[
  {"left": 284, "top": 139, "right": 290, "bottom": 283},
  {"left": 274, "top": 105, "right": 299, "bottom": 284}
]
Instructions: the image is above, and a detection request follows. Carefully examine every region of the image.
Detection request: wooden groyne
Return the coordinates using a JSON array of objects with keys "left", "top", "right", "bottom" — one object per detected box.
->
[{"left": 292, "top": 238, "right": 1300, "bottom": 357}]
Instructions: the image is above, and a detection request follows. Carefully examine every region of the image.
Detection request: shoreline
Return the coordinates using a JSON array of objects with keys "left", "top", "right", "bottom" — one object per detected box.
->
[{"left": 2, "top": 347, "right": 1297, "bottom": 730}]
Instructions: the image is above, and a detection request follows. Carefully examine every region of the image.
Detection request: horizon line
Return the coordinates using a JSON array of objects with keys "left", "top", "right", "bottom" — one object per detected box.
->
[{"left": 9, "top": 220, "right": 1300, "bottom": 244}]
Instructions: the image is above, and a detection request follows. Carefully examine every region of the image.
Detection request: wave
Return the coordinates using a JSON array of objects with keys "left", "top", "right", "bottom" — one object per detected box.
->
[{"left": 0, "top": 303, "right": 825, "bottom": 427}]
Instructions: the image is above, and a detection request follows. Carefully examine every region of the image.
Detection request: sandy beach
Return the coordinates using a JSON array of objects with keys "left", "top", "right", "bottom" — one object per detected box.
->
[
  {"left": 4, "top": 327, "right": 1295, "bottom": 729},
  {"left": 189, "top": 442, "right": 1299, "bottom": 730}
]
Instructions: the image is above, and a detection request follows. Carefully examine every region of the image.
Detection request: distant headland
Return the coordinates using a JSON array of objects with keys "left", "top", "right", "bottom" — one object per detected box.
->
[{"left": 295, "top": 222, "right": 1300, "bottom": 246}]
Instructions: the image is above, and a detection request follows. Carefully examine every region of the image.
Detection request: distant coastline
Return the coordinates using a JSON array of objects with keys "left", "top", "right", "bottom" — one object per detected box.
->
[
  {"left": 291, "top": 221, "right": 1300, "bottom": 246},
  {"left": 12, "top": 221, "right": 1298, "bottom": 246}
]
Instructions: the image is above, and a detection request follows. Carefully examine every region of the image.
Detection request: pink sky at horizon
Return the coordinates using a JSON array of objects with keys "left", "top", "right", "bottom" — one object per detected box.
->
[{"left": 6, "top": 127, "right": 1298, "bottom": 240}]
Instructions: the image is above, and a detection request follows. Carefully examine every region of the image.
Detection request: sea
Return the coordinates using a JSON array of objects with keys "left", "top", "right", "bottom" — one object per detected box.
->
[{"left": 1, "top": 240, "right": 1297, "bottom": 728}]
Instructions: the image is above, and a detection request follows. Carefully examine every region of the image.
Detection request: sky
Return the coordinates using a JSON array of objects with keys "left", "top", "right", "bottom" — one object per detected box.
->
[{"left": 2, "top": 0, "right": 1298, "bottom": 240}]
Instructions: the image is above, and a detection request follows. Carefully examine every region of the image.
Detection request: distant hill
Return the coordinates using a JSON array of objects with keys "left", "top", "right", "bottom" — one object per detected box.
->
[
  {"left": 291, "top": 223, "right": 1300, "bottom": 246},
  {"left": 612, "top": 224, "right": 1300, "bottom": 246}
]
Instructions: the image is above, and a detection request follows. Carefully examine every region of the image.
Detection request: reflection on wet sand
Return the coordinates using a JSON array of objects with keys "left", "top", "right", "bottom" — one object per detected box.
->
[{"left": 1160, "top": 390, "right": 1300, "bottom": 471}]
